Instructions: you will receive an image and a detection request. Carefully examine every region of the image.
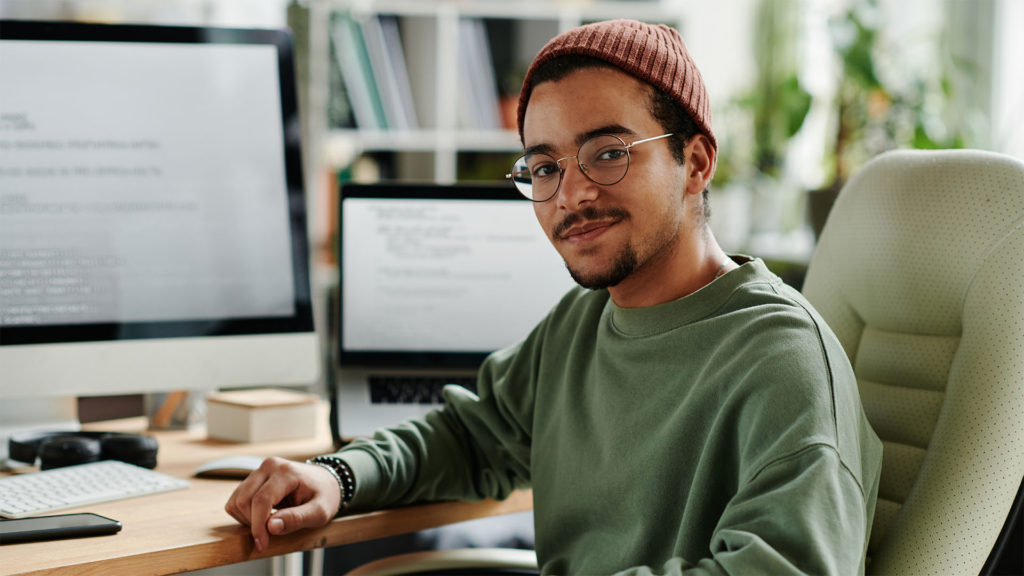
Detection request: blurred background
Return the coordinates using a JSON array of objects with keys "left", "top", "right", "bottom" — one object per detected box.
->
[
  {"left": 3, "top": 3, "right": 1020, "bottom": 573},
  {"left": 3, "top": 0, "right": 1022, "bottom": 286}
]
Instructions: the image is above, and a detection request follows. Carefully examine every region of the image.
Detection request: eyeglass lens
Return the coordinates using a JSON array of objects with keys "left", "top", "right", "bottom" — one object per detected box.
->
[{"left": 509, "top": 134, "right": 631, "bottom": 201}]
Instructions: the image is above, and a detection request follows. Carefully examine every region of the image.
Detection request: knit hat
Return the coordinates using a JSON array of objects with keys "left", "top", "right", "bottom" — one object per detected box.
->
[{"left": 517, "top": 19, "right": 716, "bottom": 151}]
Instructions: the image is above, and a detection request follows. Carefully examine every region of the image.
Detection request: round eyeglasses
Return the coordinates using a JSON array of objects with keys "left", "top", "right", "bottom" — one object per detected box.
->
[{"left": 505, "top": 133, "right": 673, "bottom": 202}]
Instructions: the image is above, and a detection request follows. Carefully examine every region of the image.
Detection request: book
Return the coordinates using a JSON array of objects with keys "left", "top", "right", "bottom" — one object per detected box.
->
[
  {"left": 361, "top": 15, "right": 419, "bottom": 131},
  {"left": 205, "top": 388, "right": 318, "bottom": 443},
  {"left": 400, "top": 16, "right": 439, "bottom": 129},
  {"left": 330, "top": 13, "right": 387, "bottom": 130},
  {"left": 380, "top": 15, "right": 420, "bottom": 130},
  {"left": 458, "top": 19, "right": 501, "bottom": 130}
]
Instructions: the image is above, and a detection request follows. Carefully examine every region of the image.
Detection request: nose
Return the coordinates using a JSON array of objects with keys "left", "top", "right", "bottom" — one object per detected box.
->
[{"left": 555, "top": 157, "right": 599, "bottom": 209}]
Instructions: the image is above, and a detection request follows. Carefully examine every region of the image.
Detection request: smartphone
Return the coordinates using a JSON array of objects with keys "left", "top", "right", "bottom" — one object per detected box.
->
[{"left": 0, "top": 512, "right": 122, "bottom": 544}]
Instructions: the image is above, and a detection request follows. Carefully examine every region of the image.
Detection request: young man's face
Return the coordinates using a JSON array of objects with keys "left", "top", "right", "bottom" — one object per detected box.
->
[{"left": 522, "top": 66, "right": 695, "bottom": 294}]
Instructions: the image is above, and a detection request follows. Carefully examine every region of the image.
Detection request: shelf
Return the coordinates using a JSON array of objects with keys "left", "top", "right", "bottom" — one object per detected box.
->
[
  {"left": 326, "top": 129, "right": 521, "bottom": 153},
  {"left": 330, "top": 0, "right": 683, "bottom": 22}
]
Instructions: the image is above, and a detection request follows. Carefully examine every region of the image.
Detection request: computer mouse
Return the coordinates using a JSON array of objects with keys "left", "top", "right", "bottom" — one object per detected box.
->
[{"left": 193, "top": 455, "right": 266, "bottom": 479}]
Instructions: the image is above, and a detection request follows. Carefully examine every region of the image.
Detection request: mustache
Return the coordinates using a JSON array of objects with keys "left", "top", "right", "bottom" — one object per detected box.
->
[{"left": 553, "top": 206, "right": 630, "bottom": 238}]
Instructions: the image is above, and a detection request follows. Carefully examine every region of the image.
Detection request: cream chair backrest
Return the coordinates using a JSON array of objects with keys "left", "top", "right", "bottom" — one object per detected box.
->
[{"left": 802, "top": 149, "right": 1024, "bottom": 574}]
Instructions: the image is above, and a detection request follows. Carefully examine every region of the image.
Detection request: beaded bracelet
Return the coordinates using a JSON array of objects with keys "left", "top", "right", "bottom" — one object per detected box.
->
[{"left": 306, "top": 455, "right": 355, "bottom": 513}]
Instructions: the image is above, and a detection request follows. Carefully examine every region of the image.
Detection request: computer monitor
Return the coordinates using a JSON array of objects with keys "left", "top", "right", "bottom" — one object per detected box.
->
[
  {"left": 333, "top": 183, "right": 577, "bottom": 437},
  {"left": 339, "top": 183, "right": 576, "bottom": 367},
  {"left": 0, "top": 21, "right": 320, "bottom": 437}
]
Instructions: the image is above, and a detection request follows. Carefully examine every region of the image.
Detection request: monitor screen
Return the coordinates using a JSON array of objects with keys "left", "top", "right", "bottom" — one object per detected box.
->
[
  {"left": 338, "top": 183, "right": 577, "bottom": 368},
  {"left": 0, "top": 20, "right": 319, "bottom": 402}
]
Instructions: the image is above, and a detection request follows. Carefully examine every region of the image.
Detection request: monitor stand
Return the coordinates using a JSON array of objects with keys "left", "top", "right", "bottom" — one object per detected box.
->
[{"left": 0, "top": 397, "right": 80, "bottom": 467}]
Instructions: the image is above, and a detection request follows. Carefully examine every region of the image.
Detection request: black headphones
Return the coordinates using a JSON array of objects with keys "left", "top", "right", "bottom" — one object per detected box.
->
[{"left": 8, "top": 431, "right": 160, "bottom": 470}]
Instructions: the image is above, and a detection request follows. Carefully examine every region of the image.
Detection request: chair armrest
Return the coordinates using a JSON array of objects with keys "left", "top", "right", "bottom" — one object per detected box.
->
[{"left": 347, "top": 548, "right": 539, "bottom": 576}]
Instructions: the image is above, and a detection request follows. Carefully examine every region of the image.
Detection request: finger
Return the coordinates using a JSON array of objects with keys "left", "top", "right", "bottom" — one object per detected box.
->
[
  {"left": 224, "top": 461, "right": 274, "bottom": 525},
  {"left": 225, "top": 480, "right": 255, "bottom": 525},
  {"left": 225, "top": 496, "right": 253, "bottom": 527},
  {"left": 267, "top": 499, "right": 334, "bottom": 536},
  {"left": 248, "top": 461, "right": 302, "bottom": 552}
]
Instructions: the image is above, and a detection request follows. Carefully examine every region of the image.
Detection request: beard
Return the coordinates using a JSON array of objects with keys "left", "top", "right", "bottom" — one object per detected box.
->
[
  {"left": 552, "top": 206, "right": 638, "bottom": 289},
  {"left": 565, "top": 243, "right": 638, "bottom": 289},
  {"left": 553, "top": 205, "right": 684, "bottom": 291}
]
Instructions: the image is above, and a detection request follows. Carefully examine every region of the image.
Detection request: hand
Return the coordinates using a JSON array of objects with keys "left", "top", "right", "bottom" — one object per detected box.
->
[{"left": 224, "top": 456, "right": 342, "bottom": 553}]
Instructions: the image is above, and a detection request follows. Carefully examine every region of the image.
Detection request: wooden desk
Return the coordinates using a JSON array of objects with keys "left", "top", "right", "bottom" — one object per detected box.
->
[{"left": 2, "top": 413, "right": 532, "bottom": 576}]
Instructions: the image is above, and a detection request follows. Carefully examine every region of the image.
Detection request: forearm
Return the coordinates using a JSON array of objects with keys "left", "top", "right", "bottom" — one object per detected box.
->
[{"left": 337, "top": 384, "right": 531, "bottom": 511}]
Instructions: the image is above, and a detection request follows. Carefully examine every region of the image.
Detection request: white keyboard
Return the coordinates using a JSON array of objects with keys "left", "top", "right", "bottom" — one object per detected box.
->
[{"left": 0, "top": 460, "right": 190, "bottom": 519}]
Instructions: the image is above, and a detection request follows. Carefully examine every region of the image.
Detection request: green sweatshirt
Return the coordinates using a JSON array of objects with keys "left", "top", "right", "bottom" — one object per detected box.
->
[{"left": 338, "top": 258, "right": 883, "bottom": 575}]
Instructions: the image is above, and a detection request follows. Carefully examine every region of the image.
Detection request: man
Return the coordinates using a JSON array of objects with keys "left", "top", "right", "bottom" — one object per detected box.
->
[{"left": 226, "top": 19, "right": 883, "bottom": 574}]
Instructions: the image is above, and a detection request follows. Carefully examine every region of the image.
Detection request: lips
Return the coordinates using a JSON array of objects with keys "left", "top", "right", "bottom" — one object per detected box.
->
[
  {"left": 559, "top": 219, "right": 618, "bottom": 242},
  {"left": 553, "top": 207, "right": 630, "bottom": 244}
]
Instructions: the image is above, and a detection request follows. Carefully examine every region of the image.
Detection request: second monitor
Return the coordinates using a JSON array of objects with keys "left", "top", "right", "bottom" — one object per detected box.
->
[{"left": 335, "top": 183, "right": 576, "bottom": 438}]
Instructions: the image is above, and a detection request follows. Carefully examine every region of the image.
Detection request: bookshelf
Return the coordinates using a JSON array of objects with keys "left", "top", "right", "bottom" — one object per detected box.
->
[{"left": 300, "top": 0, "right": 686, "bottom": 247}]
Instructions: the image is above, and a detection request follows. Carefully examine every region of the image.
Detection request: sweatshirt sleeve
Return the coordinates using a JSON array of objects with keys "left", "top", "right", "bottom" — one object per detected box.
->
[
  {"left": 336, "top": 331, "right": 542, "bottom": 511},
  {"left": 611, "top": 446, "right": 872, "bottom": 576}
]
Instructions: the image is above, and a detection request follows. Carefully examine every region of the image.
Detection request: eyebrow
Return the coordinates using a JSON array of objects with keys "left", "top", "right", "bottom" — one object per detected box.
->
[{"left": 523, "top": 123, "right": 638, "bottom": 157}]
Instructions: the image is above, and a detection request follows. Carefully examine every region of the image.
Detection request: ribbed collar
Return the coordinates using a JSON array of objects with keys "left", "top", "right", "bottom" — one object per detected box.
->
[{"left": 607, "top": 256, "right": 774, "bottom": 338}]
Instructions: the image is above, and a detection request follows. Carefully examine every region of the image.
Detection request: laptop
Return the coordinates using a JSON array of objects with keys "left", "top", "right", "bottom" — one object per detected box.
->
[{"left": 333, "top": 182, "right": 576, "bottom": 439}]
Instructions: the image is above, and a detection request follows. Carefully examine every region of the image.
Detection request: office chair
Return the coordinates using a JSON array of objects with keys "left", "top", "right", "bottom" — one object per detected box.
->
[
  {"left": 802, "top": 148, "right": 1024, "bottom": 574},
  {"left": 346, "top": 547, "right": 538, "bottom": 576}
]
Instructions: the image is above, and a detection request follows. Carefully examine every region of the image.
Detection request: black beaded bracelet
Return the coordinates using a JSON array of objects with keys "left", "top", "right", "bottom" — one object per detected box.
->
[{"left": 307, "top": 455, "right": 355, "bottom": 511}]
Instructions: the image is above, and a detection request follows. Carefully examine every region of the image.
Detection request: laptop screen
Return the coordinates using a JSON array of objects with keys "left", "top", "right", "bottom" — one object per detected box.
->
[{"left": 338, "top": 183, "right": 576, "bottom": 368}]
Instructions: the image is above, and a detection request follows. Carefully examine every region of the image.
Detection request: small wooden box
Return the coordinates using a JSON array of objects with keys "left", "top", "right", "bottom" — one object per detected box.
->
[{"left": 206, "top": 388, "right": 318, "bottom": 443}]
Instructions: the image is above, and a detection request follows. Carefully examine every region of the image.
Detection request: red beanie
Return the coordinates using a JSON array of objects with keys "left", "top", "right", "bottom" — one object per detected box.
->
[{"left": 517, "top": 19, "right": 716, "bottom": 151}]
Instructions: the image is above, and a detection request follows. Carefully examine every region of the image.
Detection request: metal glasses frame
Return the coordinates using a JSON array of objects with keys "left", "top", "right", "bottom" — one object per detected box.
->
[{"left": 506, "top": 133, "right": 674, "bottom": 202}]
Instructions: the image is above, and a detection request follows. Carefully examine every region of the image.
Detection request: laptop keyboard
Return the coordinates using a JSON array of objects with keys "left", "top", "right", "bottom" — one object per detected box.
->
[{"left": 369, "top": 376, "right": 478, "bottom": 404}]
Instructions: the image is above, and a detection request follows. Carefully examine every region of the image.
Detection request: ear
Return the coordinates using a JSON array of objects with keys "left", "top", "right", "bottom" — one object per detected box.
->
[{"left": 684, "top": 134, "right": 716, "bottom": 196}]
